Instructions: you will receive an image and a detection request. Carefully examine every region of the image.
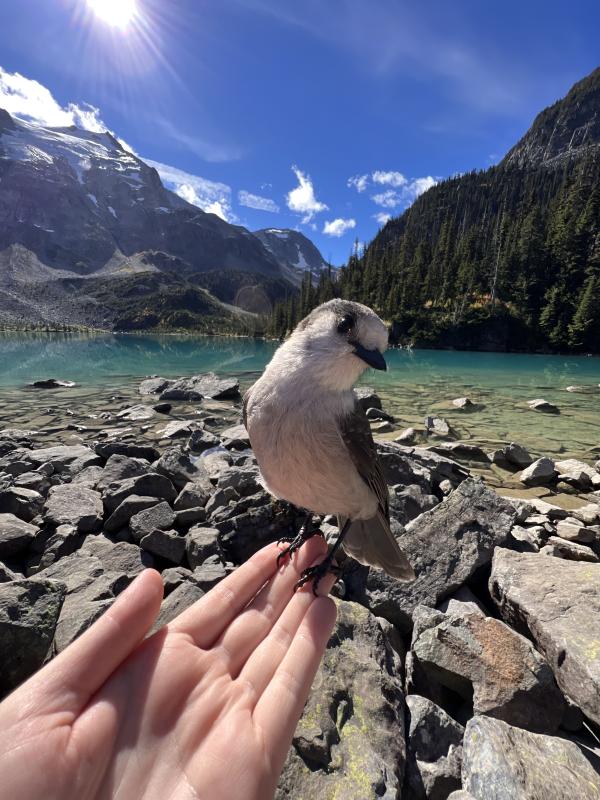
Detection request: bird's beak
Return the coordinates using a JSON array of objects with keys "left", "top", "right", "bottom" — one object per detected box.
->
[{"left": 352, "top": 343, "right": 387, "bottom": 371}]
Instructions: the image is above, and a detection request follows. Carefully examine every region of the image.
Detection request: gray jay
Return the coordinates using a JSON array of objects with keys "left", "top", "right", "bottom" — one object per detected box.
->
[{"left": 243, "top": 299, "right": 415, "bottom": 592}]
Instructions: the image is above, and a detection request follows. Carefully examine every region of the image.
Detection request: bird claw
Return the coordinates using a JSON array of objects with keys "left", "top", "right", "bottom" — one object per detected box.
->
[
  {"left": 294, "top": 559, "right": 341, "bottom": 596},
  {"left": 276, "top": 527, "right": 324, "bottom": 567}
]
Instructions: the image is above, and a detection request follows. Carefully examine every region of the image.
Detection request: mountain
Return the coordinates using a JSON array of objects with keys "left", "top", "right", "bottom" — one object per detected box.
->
[
  {"left": 271, "top": 68, "right": 600, "bottom": 353},
  {"left": 0, "top": 110, "right": 301, "bottom": 329},
  {"left": 253, "top": 228, "right": 329, "bottom": 283}
]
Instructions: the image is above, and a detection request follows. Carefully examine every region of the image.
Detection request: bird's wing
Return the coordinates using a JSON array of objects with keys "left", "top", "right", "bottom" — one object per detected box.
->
[{"left": 338, "top": 401, "right": 415, "bottom": 581}]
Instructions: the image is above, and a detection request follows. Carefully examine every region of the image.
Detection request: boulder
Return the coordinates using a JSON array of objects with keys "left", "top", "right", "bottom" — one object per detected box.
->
[
  {"left": 186, "top": 526, "right": 221, "bottom": 568},
  {"left": 376, "top": 442, "right": 469, "bottom": 496},
  {"left": 425, "top": 416, "right": 451, "bottom": 438},
  {"left": 43, "top": 484, "right": 103, "bottom": 533},
  {"left": 519, "top": 458, "right": 557, "bottom": 487},
  {"left": 555, "top": 518, "right": 595, "bottom": 543},
  {"left": 157, "top": 420, "right": 198, "bottom": 439},
  {"left": 490, "top": 549, "right": 600, "bottom": 725},
  {"left": 20, "top": 445, "right": 99, "bottom": 473},
  {"left": 154, "top": 448, "right": 209, "bottom": 490},
  {"left": 276, "top": 601, "right": 405, "bottom": 800},
  {"left": 140, "top": 529, "right": 186, "bottom": 564},
  {"left": 26, "top": 524, "right": 84, "bottom": 574},
  {"left": 555, "top": 458, "right": 597, "bottom": 491},
  {"left": 0, "top": 487, "right": 44, "bottom": 522},
  {"left": 187, "top": 427, "right": 220, "bottom": 453},
  {"left": 220, "top": 424, "right": 251, "bottom": 451},
  {"left": 404, "top": 695, "right": 463, "bottom": 799},
  {"left": 491, "top": 443, "right": 533, "bottom": 469},
  {"left": 348, "top": 480, "right": 515, "bottom": 632},
  {"left": 104, "top": 495, "right": 161, "bottom": 534},
  {"left": 462, "top": 716, "right": 600, "bottom": 799},
  {"left": 103, "top": 473, "right": 176, "bottom": 515},
  {"left": 396, "top": 427, "right": 417, "bottom": 444},
  {"left": 0, "top": 513, "right": 38, "bottom": 557},
  {"left": 571, "top": 504, "right": 600, "bottom": 525},
  {"left": 139, "top": 377, "right": 171, "bottom": 396},
  {"left": 452, "top": 397, "right": 475, "bottom": 409},
  {"left": 410, "top": 606, "right": 565, "bottom": 733},
  {"left": 542, "top": 537, "right": 598, "bottom": 562},
  {"left": 174, "top": 482, "right": 212, "bottom": 511},
  {"left": 95, "top": 441, "right": 160, "bottom": 462},
  {"left": 174, "top": 507, "right": 206, "bottom": 528},
  {"left": 191, "top": 561, "right": 229, "bottom": 591},
  {"left": 353, "top": 386, "right": 382, "bottom": 410},
  {"left": 509, "top": 525, "right": 546, "bottom": 552},
  {"left": 129, "top": 501, "right": 175, "bottom": 543},
  {"left": 0, "top": 578, "right": 66, "bottom": 695},
  {"left": 150, "top": 580, "right": 205, "bottom": 634},
  {"left": 527, "top": 398, "right": 560, "bottom": 414},
  {"left": 96, "top": 454, "right": 150, "bottom": 493},
  {"left": 153, "top": 402, "right": 172, "bottom": 414},
  {"left": 429, "top": 443, "right": 491, "bottom": 463},
  {"left": 55, "top": 597, "right": 113, "bottom": 652},
  {"left": 30, "top": 379, "right": 75, "bottom": 389}
]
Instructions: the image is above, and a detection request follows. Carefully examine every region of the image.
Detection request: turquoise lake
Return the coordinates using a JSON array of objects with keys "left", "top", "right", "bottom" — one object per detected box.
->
[{"left": 0, "top": 332, "right": 599, "bottom": 461}]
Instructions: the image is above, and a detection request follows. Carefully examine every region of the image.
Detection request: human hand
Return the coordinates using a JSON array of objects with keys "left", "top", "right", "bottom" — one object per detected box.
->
[{"left": 0, "top": 536, "right": 337, "bottom": 800}]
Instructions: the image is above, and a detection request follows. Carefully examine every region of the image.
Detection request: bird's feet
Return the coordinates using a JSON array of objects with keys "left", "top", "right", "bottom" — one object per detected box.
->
[
  {"left": 294, "top": 556, "right": 341, "bottom": 596},
  {"left": 276, "top": 524, "right": 324, "bottom": 567}
]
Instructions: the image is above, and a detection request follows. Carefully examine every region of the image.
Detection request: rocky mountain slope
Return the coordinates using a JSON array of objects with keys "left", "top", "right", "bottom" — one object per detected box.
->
[
  {"left": 253, "top": 228, "right": 329, "bottom": 284},
  {"left": 0, "top": 111, "right": 307, "bottom": 328}
]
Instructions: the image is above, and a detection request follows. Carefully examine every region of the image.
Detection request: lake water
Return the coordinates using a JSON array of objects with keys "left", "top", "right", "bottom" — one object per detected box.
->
[{"left": 0, "top": 332, "right": 599, "bottom": 462}]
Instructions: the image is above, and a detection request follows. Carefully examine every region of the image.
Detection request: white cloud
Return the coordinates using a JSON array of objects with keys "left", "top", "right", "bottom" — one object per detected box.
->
[
  {"left": 347, "top": 173, "right": 369, "bottom": 192},
  {"left": 372, "top": 189, "right": 401, "bottom": 208},
  {"left": 409, "top": 176, "right": 437, "bottom": 197},
  {"left": 0, "top": 67, "right": 135, "bottom": 152},
  {"left": 238, "top": 190, "right": 280, "bottom": 213},
  {"left": 286, "top": 165, "right": 328, "bottom": 223},
  {"left": 374, "top": 212, "right": 392, "bottom": 225},
  {"left": 323, "top": 217, "right": 356, "bottom": 237},
  {"left": 372, "top": 170, "right": 407, "bottom": 187},
  {"left": 146, "top": 160, "right": 233, "bottom": 222}
]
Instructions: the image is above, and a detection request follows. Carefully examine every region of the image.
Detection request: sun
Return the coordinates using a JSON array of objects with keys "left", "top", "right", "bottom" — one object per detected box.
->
[{"left": 87, "top": 0, "right": 138, "bottom": 29}]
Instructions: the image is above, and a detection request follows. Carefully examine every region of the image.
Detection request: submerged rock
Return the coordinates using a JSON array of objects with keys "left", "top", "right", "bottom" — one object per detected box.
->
[
  {"left": 527, "top": 398, "right": 560, "bottom": 414},
  {"left": 30, "top": 379, "right": 76, "bottom": 389}
]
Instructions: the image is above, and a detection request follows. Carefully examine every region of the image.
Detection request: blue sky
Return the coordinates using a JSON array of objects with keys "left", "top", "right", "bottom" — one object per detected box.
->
[{"left": 0, "top": 0, "right": 598, "bottom": 264}]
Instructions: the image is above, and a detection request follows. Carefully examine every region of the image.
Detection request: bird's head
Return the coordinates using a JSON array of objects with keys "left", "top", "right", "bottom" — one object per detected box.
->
[{"left": 285, "top": 299, "right": 389, "bottom": 391}]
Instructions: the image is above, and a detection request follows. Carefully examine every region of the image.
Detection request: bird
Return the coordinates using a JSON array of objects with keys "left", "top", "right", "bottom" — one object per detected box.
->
[{"left": 242, "top": 298, "right": 415, "bottom": 593}]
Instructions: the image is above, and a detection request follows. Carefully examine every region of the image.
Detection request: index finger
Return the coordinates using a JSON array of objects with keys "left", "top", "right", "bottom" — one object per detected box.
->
[{"left": 169, "top": 541, "right": 282, "bottom": 648}]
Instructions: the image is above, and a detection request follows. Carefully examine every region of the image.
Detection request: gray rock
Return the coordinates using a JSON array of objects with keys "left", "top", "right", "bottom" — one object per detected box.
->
[
  {"left": 0, "top": 578, "right": 66, "bottom": 694},
  {"left": 21, "top": 445, "right": 99, "bottom": 473},
  {"left": 438, "top": 586, "right": 487, "bottom": 617},
  {"left": 129, "top": 501, "right": 175, "bottom": 543},
  {"left": 104, "top": 495, "right": 161, "bottom": 533},
  {"left": 205, "top": 487, "right": 238, "bottom": 516},
  {"left": 43, "top": 484, "right": 103, "bottom": 533},
  {"left": 140, "top": 528, "right": 186, "bottom": 564},
  {"left": 349, "top": 480, "right": 515, "bottom": 632},
  {"left": 216, "top": 465, "right": 261, "bottom": 497},
  {"left": 79, "top": 537, "right": 154, "bottom": 578},
  {"left": 0, "top": 487, "right": 44, "bottom": 522},
  {"left": 103, "top": 473, "right": 176, "bottom": 515},
  {"left": 555, "top": 519, "right": 595, "bottom": 543},
  {"left": 174, "top": 481, "right": 212, "bottom": 511},
  {"left": 220, "top": 424, "right": 251, "bottom": 450},
  {"left": 396, "top": 427, "right": 417, "bottom": 444},
  {"left": 447, "top": 793, "right": 476, "bottom": 800},
  {"left": 353, "top": 386, "right": 382, "bottom": 410},
  {"left": 191, "top": 561, "right": 229, "bottom": 591},
  {"left": 95, "top": 454, "right": 150, "bottom": 494},
  {"left": 157, "top": 420, "right": 198, "bottom": 439},
  {"left": 509, "top": 525, "right": 546, "bottom": 552},
  {"left": 371, "top": 420, "right": 393, "bottom": 433},
  {"left": 429, "top": 442, "right": 490, "bottom": 463},
  {"left": 95, "top": 441, "right": 160, "bottom": 462},
  {"left": 13, "top": 470, "right": 52, "bottom": 495},
  {"left": 425, "top": 416, "right": 451, "bottom": 437},
  {"left": 490, "top": 548, "right": 600, "bottom": 726},
  {"left": 187, "top": 427, "right": 220, "bottom": 453},
  {"left": 150, "top": 580, "right": 205, "bottom": 634},
  {"left": 174, "top": 507, "right": 206, "bottom": 528},
  {"left": 276, "top": 600, "right": 405, "bottom": 800},
  {"left": 377, "top": 442, "right": 469, "bottom": 496},
  {"left": 0, "top": 562, "right": 18, "bottom": 582},
  {"left": 452, "top": 396, "right": 475, "bottom": 409},
  {"left": 154, "top": 447, "right": 209, "bottom": 490},
  {"left": 186, "top": 526, "right": 221, "bottom": 568},
  {"left": 410, "top": 605, "right": 565, "bottom": 733},
  {"left": 527, "top": 398, "right": 560, "bottom": 414},
  {"left": 366, "top": 406, "right": 394, "bottom": 421},
  {"left": 161, "top": 566, "right": 194, "bottom": 594},
  {"left": 405, "top": 695, "right": 464, "bottom": 800},
  {"left": 542, "top": 537, "right": 599, "bottom": 562},
  {"left": 390, "top": 484, "right": 439, "bottom": 525},
  {"left": 139, "top": 377, "right": 171, "bottom": 396},
  {"left": 153, "top": 402, "right": 172, "bottom": 414},
  {"left": 0, "top": 513, "right": 38, "bottom": 557},
  {"left": 54, "top": 597, "right": 113, "bottom": 652},
  {"left": 491, "top": 442, "right": 533, "bottom": 468},
  {"left": 116, "top": 404, "right": 156, "bottom": 421},
  {"left": 26, "top": 525, "right": 84, "bottom": 574},
  {"left": 571, "top": 503, "right": 600, "bottom": 525},
  {"left": 30, "top": 378, "right": 76, "bottom": 389},
  {"left": 555, "top": 458, "right": 597, "bottom": 490},
  {"left": 519, "top": 457, "right": 557, "bottom": 486},
  {"left": 462, "top": 716, "right": 600, "bottom": 799},
  {"left": 528, "top": 498, "right": 567, "bottom": 519}
]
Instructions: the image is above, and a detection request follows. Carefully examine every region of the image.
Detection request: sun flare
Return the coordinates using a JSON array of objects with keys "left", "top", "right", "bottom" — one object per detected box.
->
[{"left": 86, "top": 0, "right": 138, "bottom": 29}]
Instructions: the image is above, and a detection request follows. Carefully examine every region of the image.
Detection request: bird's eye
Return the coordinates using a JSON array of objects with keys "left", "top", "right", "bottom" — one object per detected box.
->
[{"left": 337, "top": 314, "right": 355, "bottom": 334}]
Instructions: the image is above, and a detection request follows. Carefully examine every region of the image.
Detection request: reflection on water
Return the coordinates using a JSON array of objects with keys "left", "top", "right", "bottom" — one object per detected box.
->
[{"left": 0, "top": 332, "right": 598, "bottom": 460}]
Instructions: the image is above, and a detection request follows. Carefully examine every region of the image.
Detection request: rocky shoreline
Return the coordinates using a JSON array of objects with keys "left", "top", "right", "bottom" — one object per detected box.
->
[{"left": 1, "top": 374, "right": 600, "bottom": 798}]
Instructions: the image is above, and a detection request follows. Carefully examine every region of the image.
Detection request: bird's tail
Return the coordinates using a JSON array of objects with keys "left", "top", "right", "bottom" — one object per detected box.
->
[{"left": 338, "top": 512, "right": 415, "bottom": 581}]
